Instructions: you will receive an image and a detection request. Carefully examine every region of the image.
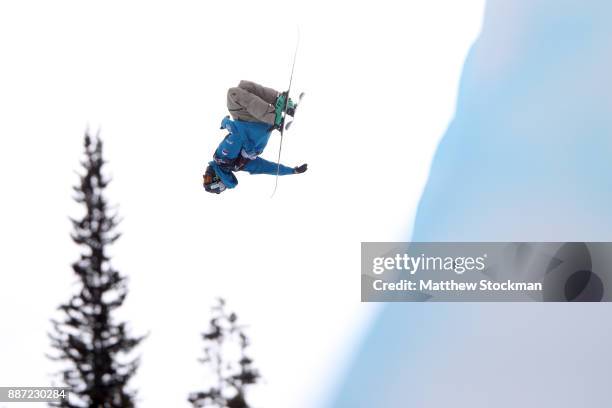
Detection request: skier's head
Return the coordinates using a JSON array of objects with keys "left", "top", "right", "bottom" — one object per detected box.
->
[{"left": 203, "top": 165, "right": 226, "bottom": 194}]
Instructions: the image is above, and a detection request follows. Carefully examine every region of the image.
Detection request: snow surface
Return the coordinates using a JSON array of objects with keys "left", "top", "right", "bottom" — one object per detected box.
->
[{"left": 331, "top": 1, "right": 612, "bottom": 407}]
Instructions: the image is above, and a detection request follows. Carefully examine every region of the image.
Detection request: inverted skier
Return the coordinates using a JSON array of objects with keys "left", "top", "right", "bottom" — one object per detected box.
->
[{"left": 203, "top": 80, "right": 308, "bottom": 194}]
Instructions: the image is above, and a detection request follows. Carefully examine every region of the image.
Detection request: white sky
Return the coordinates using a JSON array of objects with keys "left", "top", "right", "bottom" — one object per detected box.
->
[{"left": 0, "top": 1, "right": 484, "bottom": 407}]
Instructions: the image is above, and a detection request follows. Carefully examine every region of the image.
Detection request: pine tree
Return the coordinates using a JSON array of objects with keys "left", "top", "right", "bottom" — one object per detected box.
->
[
  {"left": 188, "top": 299, "right": 260, "bottom": 408},
  {"left": 49, "top": 132, "right": 144, "bottom": 408}
]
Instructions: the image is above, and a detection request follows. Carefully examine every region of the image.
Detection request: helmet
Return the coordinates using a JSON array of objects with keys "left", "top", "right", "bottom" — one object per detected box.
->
[{"left": 203, "top": 165, "right": 226, "bottom": 194}]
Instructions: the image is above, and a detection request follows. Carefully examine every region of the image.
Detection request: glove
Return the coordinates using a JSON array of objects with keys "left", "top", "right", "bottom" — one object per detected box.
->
[{"left": 294, "top": 163, "right": 308, "bottom": 174}]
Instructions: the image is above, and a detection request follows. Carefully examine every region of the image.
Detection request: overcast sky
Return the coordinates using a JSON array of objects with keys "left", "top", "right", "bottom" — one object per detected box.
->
[{"left": 0, "top": 1, "right": 484, "bottom": 406}]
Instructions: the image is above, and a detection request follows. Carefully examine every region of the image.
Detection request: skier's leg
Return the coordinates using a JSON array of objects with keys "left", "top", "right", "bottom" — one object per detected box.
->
[
  {"left": 227, "top": 87, "right": 276, "bottom": 125},
  {"left": 238, "top": 80, "right": 280, "bottom": 105}
]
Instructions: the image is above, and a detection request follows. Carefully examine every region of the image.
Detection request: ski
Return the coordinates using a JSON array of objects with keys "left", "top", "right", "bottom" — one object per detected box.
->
[{"left": 271, "top": 29, "right": 300, "bottom": 198}]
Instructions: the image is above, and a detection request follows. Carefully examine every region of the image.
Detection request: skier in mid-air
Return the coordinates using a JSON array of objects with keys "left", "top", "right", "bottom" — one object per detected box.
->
[{"left": 203, "top": 80, "right": 308, "bottom": 194}]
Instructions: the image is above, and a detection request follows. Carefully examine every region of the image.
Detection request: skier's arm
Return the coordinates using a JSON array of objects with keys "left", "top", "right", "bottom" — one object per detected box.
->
[{"left": 242, "top": 157, "right": 297, "bottom": 175}]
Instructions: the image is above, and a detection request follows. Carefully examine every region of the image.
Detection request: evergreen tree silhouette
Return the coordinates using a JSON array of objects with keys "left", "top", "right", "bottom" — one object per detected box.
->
[
  {"left": 49, "top": 132, "right": 144, "bottom": 407},
  {"left": 188, "top": 299, "right": 260, "bottom": 408}
]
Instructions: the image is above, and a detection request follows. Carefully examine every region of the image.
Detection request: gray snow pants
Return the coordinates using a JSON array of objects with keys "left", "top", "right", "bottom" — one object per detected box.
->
[{"left": 227, "top": 80, "right": 280, "bottom": 125}]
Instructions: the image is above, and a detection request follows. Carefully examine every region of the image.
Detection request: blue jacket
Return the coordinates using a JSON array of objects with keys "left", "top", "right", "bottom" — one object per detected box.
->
[{"left": 210, "top": 116, "right": 294, "bottom": 188}]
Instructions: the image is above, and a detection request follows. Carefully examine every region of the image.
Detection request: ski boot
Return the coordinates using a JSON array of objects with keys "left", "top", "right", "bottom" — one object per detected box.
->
[{"left": 273, "top": 92, "right": 297, "bottom": 129}]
